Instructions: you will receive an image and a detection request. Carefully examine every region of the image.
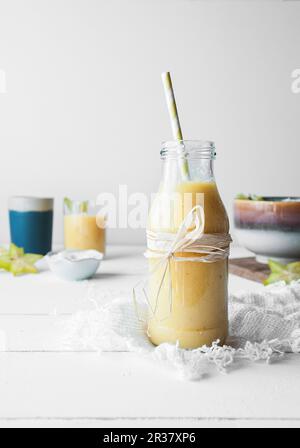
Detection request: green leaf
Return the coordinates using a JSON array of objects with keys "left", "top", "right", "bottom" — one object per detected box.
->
[
  {"left": 64, "top": 197, "right": 73, "bottom": 213},
  {"left": 235, "top": 193, "right": 250, "bottom": 200},
  {"left": 235, "top": 193, "right": 264, "bottom": 201},
  {"left": 250, "top": 194, "right": 264, "bottom": 201},
  {"left": 79, "top": 201, "right": 89, "bottom": 214}
]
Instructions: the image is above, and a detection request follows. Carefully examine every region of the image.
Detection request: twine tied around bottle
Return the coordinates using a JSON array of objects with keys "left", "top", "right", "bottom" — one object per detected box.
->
[{"left": 133, "top": 205, "right": 232, "bottom": 323}]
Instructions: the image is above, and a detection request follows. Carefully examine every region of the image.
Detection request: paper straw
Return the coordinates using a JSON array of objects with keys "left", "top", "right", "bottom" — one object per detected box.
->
[{"left": 161, "top": 72, "right": 190, "bottom": 180}]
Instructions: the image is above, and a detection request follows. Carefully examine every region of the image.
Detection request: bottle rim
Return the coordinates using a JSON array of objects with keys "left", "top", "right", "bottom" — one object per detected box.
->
[{"left": 160, "top": 140, "right": 216, "bottom": 160}]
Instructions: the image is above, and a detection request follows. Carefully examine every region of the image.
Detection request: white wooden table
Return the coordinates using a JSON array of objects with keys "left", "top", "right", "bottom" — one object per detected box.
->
[{"left": 0, "top": 245, "right": 299, "bottom": 428}]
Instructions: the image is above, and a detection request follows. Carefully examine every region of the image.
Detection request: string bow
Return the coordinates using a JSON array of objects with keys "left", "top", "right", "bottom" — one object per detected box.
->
[{"left": 134, "top": 205, "right": 232, "bottom": 322}]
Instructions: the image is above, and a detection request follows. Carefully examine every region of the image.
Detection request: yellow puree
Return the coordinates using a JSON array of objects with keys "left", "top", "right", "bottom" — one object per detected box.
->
[
  {"left": 64, "top": 214, "right": 106, "bottom": 254},
  {"left": 147, "top": 182, "right": 229, "bottom": 349}
]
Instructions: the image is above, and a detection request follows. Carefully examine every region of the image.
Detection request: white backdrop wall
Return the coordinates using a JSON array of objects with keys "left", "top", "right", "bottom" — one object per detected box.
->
[{"left": 0, "top": 0, "right": 299, "bottom": 245}]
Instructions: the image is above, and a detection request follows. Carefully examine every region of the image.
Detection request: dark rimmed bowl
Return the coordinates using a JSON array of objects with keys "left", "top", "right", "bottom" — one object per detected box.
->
[{"left": 234, "top": 197, "right": 300, "bottom": 264}]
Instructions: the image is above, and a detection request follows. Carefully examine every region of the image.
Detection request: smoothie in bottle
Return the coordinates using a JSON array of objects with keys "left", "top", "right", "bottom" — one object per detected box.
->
[{"left": 147, "top": 141, "right": 230, "bottom": 349}]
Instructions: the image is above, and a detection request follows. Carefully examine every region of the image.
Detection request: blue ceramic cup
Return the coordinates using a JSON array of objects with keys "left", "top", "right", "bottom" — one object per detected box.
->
[{"left": 9, "top": 197, "right": 54, "bottom": 255}]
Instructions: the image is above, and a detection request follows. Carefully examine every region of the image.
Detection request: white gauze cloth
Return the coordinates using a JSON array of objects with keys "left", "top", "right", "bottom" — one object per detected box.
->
[{"left": 62, "top": 281, "right": 300, "bottom": 381}]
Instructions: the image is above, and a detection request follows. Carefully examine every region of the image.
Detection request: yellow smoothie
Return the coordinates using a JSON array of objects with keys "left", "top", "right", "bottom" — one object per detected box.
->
[
  {"left": 147, "top": 181, "right": 229, "bottom": 349},
  {"left": 64, "top": 214, "right": 106, "bottom": 254}
]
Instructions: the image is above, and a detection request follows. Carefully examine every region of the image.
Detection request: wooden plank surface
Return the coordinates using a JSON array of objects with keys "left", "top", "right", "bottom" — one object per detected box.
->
[
  {"left": 0, "top": 246, "right": 299, "bottom": 428},
  {"left": 0, "top": 351, "right": 299, "bottom": 427},
  {"left": 229, "top": 257, "right": 270, "bottom": 283}
]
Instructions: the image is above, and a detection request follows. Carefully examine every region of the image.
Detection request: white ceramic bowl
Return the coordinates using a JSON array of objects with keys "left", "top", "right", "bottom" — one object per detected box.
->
[{"left": 47, "top": 250, "right": 103, "bottom": 281}]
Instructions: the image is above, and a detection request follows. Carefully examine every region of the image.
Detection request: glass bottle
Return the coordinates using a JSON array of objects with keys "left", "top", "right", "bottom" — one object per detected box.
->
[{"left": 147, "top": 140, "right": 230, "bottom": 349}]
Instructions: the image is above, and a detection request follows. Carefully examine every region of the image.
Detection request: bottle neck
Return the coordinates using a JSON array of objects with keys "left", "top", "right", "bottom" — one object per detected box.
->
[
  {"left": 160, "top": 141, "right": 216, "bottom": 186},
  {"left": 161, "top": 158, "right": 215, "bottom": 186}
]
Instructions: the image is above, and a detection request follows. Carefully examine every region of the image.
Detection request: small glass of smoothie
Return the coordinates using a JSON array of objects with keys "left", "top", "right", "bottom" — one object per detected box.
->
[
  {"left": 64, "top": 199, "right": 106, "bottom": 255},
  {"left": 9, "top": 197, "right": 54, "bottom": 255},
  {"left": 147, "top": 141, "right": 230, "bottom": 349}
]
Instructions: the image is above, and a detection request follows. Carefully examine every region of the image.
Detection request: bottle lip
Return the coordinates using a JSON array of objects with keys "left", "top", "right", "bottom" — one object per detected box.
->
[{"left": 161, "top": 140, "right": 216, "bottom": 160}]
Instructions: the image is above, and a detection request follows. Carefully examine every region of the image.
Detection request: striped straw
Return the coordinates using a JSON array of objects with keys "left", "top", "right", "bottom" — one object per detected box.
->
[{"left": 161, "top": 72, "right": 190, "bottom": 180}]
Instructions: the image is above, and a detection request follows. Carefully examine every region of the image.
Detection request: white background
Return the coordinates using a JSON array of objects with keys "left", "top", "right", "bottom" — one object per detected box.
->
[{"left": 0, "top": 0, "right": 299, "bottom": 245}]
